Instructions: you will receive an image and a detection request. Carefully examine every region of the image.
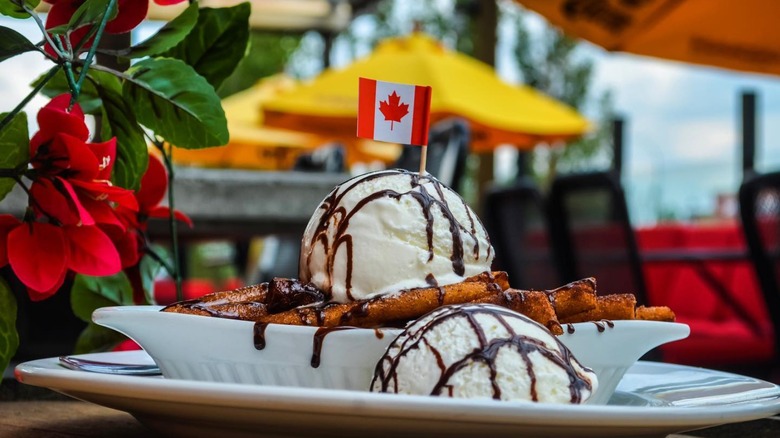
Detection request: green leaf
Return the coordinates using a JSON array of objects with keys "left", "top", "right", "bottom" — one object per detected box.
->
[
  {"left": 0, "top": 26, "right": 36, "bottom": 62},
  {"left": 123, "top": 2, "right": 199, "bottom": 59},
  {"left": 32, "top": 69, "right": 103, "bottom": 114},
  {"left": 0, "top": 112, "right": 28, "bottom": 203},
  {"left": 0, "top": 277, "right": 19, "bottom": 378},
  {"left": 0, "top": 0, "right": 39, "bottom": 19},
  {"left": 48, "top": 0, "right": 118, "bottom": 34},
  {"left": 161, "top": 3, "right": 250, "bottom": 90},
  {"left": 73, "top": 322, "right": 125, "bottom": 354},
  {"left": 70, "top": 273, "right": 134, "bottom": 323},
  {"left": 123, "top": 57, "right": 228, "bottom": 148},
  {"left": 93, "top": 74, "right": 148, "bottom": 190}
]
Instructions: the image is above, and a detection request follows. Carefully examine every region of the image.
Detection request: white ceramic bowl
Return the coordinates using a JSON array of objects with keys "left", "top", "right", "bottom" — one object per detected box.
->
[{"left": 93, "top": 306, "right": 689, "bottom": 405}]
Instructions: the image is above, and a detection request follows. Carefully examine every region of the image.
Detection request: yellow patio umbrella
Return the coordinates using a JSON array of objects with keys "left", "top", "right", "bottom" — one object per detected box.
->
[
  {"left": 515, "top": 0, "right": 780, "bottom": 77},
  {"left": 262, "top": 32, "right": 589, "bottom": 153}
]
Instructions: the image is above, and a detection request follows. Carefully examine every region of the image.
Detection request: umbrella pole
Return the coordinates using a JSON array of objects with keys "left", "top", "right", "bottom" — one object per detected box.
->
[{"left": 419, "top": 145, "right": 428, "bottom": 175}]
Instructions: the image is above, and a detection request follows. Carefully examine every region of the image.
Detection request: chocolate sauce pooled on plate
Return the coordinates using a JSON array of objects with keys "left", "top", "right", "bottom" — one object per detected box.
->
[{"left": 372, "top": 304, "right": 595, "bottom": 403}]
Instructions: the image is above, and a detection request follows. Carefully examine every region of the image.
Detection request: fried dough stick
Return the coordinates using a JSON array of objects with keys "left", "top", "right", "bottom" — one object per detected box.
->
[
  {"left": 473, "top": 289, "right": 562, "bottom": 335},
  {"left": 544, "top": 278, "right": 598, "bottom": 320},
  {"left": 161, "top": 283, "right": 269, "bottom": 318},
  {"left": 258, "top": 272, "right": 509, "bottom": 328},
  {"left": 635, "top": 305, "right": 676, "bottom": 322},
  {"left": 559, "top": 294, "right": 637, "bottom": 323}
]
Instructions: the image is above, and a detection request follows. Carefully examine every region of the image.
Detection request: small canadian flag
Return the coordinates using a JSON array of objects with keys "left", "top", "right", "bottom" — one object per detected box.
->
[{"left": 357, "top": 77, "right": 432, "bottom": 146}]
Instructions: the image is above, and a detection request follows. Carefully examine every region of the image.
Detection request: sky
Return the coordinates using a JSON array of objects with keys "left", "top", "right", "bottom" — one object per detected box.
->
[{"left": 2, "top": 8, "right": 780, "bottom": 226}]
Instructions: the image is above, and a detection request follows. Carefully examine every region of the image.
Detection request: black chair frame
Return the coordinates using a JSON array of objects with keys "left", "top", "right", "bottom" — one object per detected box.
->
[
  {"left": 547, "top": 170, "right": 648, "bottom": 305},
  {"left": 739, "top": 170, "right": 780, "bottom": 357},
  {"left": 482, "top": 178, "right": 565, "bottom": 289}
]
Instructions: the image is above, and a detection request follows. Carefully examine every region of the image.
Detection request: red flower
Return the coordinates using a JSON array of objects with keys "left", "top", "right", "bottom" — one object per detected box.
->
[
  {"left": 0, "top": 94, "right": 145, "bottom": 299},
  {"left": 29, "top": 176, "right": 95, "bottom": 226},
  {"left": 6, "top": 221, "right": 69, "bottom": 299},
  {"left": 29, "top": 94, "right": 88, "bottom": 157},
  {"left": 29, "top": 95, "right": 138, "bottom": 225},
  {"left": 0, "top": 216, "right": 122, "bottom": 301}
]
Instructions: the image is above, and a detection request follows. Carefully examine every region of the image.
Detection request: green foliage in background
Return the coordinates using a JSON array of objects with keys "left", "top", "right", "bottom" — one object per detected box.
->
[
  {"left": 218, "top": 31, "right": 303, "bottom": 98},
  {"left": 507, "top": 3, "right": 615, "bottom": 187}
]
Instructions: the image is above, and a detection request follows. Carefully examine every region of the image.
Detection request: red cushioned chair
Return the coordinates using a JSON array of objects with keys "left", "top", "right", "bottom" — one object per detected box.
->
[
  {"left": 547, "top": 171, "right": 777, "bottom": 371},
  {"left": 737, "top": 170, "right": 780, "bottom": 376}
]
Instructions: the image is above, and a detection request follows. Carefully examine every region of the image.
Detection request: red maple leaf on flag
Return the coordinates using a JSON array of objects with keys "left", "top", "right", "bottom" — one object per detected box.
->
[{"left": 378, "top": 91, "right": 409, "bottom": 130}]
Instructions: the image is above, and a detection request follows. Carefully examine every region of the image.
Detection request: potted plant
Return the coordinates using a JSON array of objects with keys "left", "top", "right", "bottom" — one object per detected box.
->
[{"left": 0, "top": 0, "right": 250, "bottom": 373}]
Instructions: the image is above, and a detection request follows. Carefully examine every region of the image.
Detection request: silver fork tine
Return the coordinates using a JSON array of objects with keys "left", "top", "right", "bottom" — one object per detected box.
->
[{"left": 58, "top": 355, "right": 162, "bottom": 376}]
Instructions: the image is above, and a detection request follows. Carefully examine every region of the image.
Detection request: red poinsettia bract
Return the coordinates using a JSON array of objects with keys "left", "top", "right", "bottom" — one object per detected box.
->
[{"left": 0, "top": 94, "right": 137, "bottom": 300}]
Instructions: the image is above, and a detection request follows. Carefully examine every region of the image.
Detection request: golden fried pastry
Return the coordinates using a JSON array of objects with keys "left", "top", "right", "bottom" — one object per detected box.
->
[
  {"left": 473, "top": 289, "right": 562, "bottom": 335},
  {"left": 465, "top": 271, "right": 510, "bottom": 290},
  {"left": 543, "top": 277, "right": 597, "bottom": 320},
  {"left": 161, "top": 283, "right": 269, "bottom": 318},
  {"left": 258, "top": 272, "right": 507, "bottom": 328},
  {"left": 159, "top": 271, "right": 676, "bottom": 334},
  {"left": 162, "top": 278, "right": 327, "bottom": 320},
  {"left": 558, "top": 293, "right": 637, "bottom": 324},
  {"left": 635, "top": 305, "right": 676, "bottom": 322}
]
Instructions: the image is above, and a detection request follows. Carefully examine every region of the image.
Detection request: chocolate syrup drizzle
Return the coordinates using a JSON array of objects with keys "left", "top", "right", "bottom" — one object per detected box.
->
[
  {"left": 301, "top": 169, "right": 492, "bottom": 301},
  {"left": 371, "top": 304, "right": 595, "bottom": 403},
  {"left": 565, "top": 320, "right": 615, "bottom": 334},
  {"left": 253, "top": 322, "right": 387, "bottom": 368}
]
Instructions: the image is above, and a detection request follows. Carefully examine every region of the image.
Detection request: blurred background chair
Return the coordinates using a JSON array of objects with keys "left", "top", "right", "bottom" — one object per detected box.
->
[
  {"left": 657, "top": 170, "right": 780, "bottom": 378},
  {"left": 739, "top": 170, "right": 780, "bottom": 367},
  {"left": 547, "top": 170, "right": 648, "bottom": 304},
  {"left": 482, "top": 178, "right": 564, "bottom": 290},
  {"left": 254, "top": 144, "right": 347, "bottom": 283},
  {"left": 394, "top": 118, "right": 469, "bottom": 190}
]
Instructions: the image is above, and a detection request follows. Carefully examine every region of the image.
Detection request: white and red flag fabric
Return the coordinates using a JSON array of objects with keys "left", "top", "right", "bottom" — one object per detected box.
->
[{"left": 357, "top": 77, "right": 432, "bottom": 146}]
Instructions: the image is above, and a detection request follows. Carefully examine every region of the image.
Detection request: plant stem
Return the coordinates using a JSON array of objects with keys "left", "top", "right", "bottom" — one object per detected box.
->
[
  {"left": 163, "top": 144, "right": 183, "bottom": 302},
  {"left": 23, "top": 2, "right": 65, "bottom": 59},
  {"left": 60, "top": 53, "right": 80, "bottom": 93},
  {"left": 150, "top": 139, "right": 183, "bottom": 302},
  {"left": 71, "top": 0, "right": 117, "bottom": 107},
  {"left": 0, "top": 168, "right": 22, "bottom": 178},
  {"left": 88, "top": 63, "right": 128, "bottom": 78},
  {"left": 0, "top": 65, "right": 60, "bottom": 132}
]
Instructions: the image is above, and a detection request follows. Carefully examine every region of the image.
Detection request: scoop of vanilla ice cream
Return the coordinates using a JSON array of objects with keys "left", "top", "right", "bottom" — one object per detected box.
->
[
  {"left": 299, "top": 169, "right": 493, "bottom": 303},
  {"left": 370, "top": 303, "right": 598, "bottom": 404}
]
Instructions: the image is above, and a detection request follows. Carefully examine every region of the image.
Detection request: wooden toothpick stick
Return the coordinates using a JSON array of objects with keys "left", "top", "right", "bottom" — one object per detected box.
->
[{"left": 419, "top": 144, "right": 428, "bottom": 175}]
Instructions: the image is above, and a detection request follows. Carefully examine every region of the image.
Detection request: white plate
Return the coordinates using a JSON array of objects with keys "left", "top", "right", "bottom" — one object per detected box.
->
[
  {"left": 91, "top": 305, "right": 691, "bottom": 404},
  {"left": 15, "top": 351, "right": 780, "bottom": 438}
]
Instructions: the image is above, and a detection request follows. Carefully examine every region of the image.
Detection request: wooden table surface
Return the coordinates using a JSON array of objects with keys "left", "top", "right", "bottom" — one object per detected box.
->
[{"left": 1, "top": 398, "right": 778, "bottom": 438}]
